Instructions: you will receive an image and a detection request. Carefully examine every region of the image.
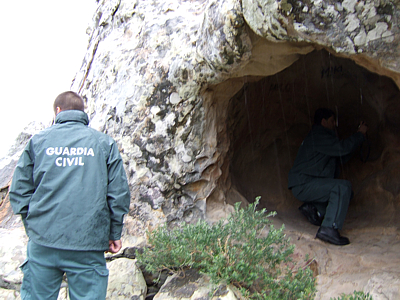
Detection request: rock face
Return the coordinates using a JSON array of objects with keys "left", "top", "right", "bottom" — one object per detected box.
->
[
  {"left": 106, "top": 258, "right": 147, "bottom": 299},
  {"left": 0, "top": 122, "right": 46, "bottom": 229},
  {"left": 69, "top": 0, "right": 400, "bottom": 228},
  {"left": 2, "top": 0, "right": 400, "bottom": 299},
  {"left": 153, "top": 269, "right": 241, "bottom": 300}
]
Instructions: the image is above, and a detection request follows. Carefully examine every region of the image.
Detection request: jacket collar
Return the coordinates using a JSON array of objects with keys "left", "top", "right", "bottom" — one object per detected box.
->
[
  {"left": 313, "top": 124, "right": 336, "bottom": 135},
  {"left": 55, "top": 110, "right": 89, "bottom": 126}
]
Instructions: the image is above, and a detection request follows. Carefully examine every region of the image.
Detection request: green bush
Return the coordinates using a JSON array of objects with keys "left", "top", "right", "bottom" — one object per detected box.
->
[
  {"left": 136, "top": 198, "right": 316, "bottom": 299},
  {"left": 331, "top": 291, "right": 373, "bottom": 300}
]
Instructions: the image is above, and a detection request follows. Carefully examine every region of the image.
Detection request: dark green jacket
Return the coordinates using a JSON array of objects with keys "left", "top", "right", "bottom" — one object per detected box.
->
[
  {"left": 9, "top": 110, "right": 130, "bottom": 251},
  {"left": 288, "top": 125, "right": 365, "bottom": 189}
]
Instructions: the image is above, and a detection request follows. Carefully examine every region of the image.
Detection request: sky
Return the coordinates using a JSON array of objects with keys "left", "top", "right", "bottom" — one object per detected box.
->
[{"left": 0, "top": 1, "right": 96, "bottom": 157}]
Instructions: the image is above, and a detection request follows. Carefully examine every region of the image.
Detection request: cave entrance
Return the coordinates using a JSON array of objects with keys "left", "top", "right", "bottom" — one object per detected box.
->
[{"left": 208, "top": 48, "right": 400, "bottom": 228}]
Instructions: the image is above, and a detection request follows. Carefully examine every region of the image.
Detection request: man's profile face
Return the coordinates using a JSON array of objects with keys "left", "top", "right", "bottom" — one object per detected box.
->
[{"left": 321, "top": 115, "right": 336, "bottom": 131}]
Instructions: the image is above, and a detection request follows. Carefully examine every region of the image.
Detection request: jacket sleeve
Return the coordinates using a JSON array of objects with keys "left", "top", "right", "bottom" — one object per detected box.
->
[
  {"left": 9, "top": 140, "right": 35, "bottom": 227},
  {"left": 314, "top": 131, "right": 365, "bottom": 157},
  {"left": 106, "top": 141, "right": 131, "bottom": 241}
]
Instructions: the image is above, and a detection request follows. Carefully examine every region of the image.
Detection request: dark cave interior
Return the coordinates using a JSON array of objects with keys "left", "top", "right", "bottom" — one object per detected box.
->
[{"left": 225, "top": 49, "right": 400, "bottom": 228}]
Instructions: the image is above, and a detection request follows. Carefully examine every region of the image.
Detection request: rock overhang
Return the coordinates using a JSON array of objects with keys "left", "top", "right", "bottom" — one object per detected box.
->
[
  {"left": 65, "top": 0, "right": 400, "bottom": 231},
  {"left": 211, "top": 48, "right": 400, "bottom": 223}
]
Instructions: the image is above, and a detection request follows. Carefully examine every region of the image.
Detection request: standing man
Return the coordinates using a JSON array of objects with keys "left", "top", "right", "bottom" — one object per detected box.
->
[
  {"left": 9, "top": 91, "right": 131, "bottom": 299},
  {"left": 288, "top": 108, "right": 367, "bottom": 245}
]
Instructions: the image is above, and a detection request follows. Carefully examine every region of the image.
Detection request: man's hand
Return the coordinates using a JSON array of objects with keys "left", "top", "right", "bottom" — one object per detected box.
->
[
  {"left": 108, "top": 240, "right": 122, "bottom": 253},
  {"left": 357, "top": 121, "right": 368, "bottom": 136}
]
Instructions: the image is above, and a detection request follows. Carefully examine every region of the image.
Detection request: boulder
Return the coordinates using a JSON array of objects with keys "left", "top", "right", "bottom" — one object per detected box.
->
[
  {"left": 154, "top": 269, "right": 241, "bottom": 300},
  {"left": 107, "top": 258, "right": 147, "bottom": 299}
]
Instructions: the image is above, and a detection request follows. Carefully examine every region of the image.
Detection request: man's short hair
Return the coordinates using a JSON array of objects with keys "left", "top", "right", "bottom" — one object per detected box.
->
[
  {"left": 314, "top": 108, "right": 335, "bottom": 125},
  {"left": 53, "top": 91, "right": 85, "bottom": 114}
]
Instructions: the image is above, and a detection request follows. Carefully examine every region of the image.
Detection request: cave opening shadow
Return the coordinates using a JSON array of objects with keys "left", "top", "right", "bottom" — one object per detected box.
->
[{"left": 226, "top": 49, "right": 400, "bottom": 229}]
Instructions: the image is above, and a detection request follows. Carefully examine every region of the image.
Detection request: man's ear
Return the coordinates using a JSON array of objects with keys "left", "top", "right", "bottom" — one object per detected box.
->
[
  {"left": 321, "top": 118, "right": 327, "bottom": 127},
  {"left": 56, "top": 107, "right": 62, "bottom": 115}
]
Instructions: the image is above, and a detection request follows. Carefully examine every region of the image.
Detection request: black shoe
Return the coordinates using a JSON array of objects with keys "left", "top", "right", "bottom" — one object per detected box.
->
[
  {"left": 316, "top": 226, "right": 350, "bottom": 245},
  {"left": 299, "top": 203, "right": 323, "bottom": 226}
]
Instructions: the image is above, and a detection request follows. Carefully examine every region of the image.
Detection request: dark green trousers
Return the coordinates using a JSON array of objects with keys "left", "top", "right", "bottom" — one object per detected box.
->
[
  {"left": 20, "top": 241, "right": 109, "bottom": 300},
  {"left": 291, "top": 178, "right": 352, "bottom": 229}
]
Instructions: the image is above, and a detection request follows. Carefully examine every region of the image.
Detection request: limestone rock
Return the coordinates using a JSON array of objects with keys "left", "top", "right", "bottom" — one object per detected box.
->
[
  {"left": 365, "top": 272, "right": 400, "bottom": 300},
  {"left": 0, "top": 289, "right": 20, "bottom": 300},
  {"left": 0, "top": 122, "right": 46, "bottom": 232},
  {"left": 243, "top": 0, "right": 400, "bottom": 64},
  {"left": 0, "top": 228, "right": 26, "bottom": 300},
  {"left": 154, "top": 269, "right": 241, "bottom": 300},
  {"left": 0, "top": 121, "right": 45, "bottom": 190},
  {"left": 0, "top": 228, "right": 27, "bottom": 287},
  {"left": 107, "top": 258, "right": 147, "bottom": 299}
]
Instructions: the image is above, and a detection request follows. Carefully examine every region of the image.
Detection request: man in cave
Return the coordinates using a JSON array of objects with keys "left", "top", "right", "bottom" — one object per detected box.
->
[{"left": 288, "top": 108, "right": 368, "bottom": 246}]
